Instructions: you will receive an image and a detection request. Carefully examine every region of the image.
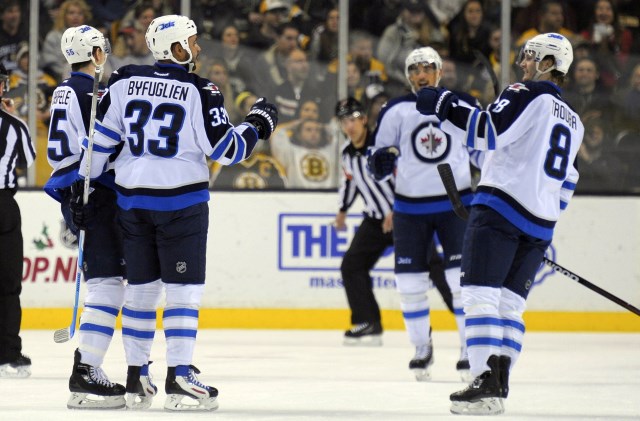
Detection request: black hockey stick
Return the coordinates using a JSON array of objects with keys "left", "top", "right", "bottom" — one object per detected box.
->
[
  {"left": 472, "top": 49, "right": 500, "bottom": 97},
  {"left": 437, "top": 163, "right": 640, "bottom": 317}
]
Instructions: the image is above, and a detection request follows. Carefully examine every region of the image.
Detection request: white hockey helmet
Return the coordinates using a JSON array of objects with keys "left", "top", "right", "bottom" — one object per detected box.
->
[
  {"left": 520, "top": 32, "right": 573, "bottom": 77},
  {"left": 61, "top": 25, "right": 111, "bottom": 66},
  {"left": 404, "top": 47, "right": 443, "bottom": 88},
  {"left": 146, "top": 15, "right": 197, "bottom": 68}
]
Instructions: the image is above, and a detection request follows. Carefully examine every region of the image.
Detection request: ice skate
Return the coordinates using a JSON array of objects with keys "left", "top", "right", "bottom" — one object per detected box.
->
[
  {"left": 164, "top": 365, "right": 219, "bottom": 411},
  {"left": 409, "top": 343, "right": 433, "bottom": 381},
  {"left": 125, "top": 363, "right": 157, "bottom": 410},
  {"left": 450, "top": 354, "right": 505, "bottom": 415},
  {"left": 456, "top": 348, "right": 473, "bottom": 382},
  {"left": 343, "top": 322, "right": 382, "bottom": 346},
  {"left": 67, "top": 349, "right": 126, "bottom": 409},
  {"left": 0, "top": 353, "right": 31, "bottom": 378}
]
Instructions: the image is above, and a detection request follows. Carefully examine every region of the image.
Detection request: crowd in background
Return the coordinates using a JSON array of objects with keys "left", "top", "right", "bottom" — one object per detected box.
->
[{"left": 1, "top": 0, "right": 639, "bottom": 192}]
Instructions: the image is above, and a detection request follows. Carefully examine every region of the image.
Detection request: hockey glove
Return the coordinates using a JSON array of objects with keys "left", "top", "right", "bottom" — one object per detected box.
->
[
  {"left": 244, "top": 97, "right": 279, "bottom": 140},
  {"left": 367, "top": 146, "right": 400, "bottom": 181},
  {"left": 69, "top": 179, "right": 95, "bottom": 231},
  {"left": 416, "top": 87, "right": 457, "bottom": 120}
]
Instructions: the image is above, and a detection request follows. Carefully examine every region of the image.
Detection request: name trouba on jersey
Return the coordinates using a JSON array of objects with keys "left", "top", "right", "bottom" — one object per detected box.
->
[{"left": 551, "top": 99, "right": 577, "bottom": 129}]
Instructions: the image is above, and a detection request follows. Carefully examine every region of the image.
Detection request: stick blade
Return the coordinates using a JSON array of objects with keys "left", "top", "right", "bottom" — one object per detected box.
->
[{"left": 53, "top": 328, "right": 71, "bottom": 343}]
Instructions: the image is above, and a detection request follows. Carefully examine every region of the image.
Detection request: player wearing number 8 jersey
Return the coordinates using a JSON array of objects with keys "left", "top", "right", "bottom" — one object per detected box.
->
[
  {"left": 78, "top": 15, "right": 278, "bottom": 411},
  {"left": 416, "top": 33, "right": 584, "bottom": 415}
]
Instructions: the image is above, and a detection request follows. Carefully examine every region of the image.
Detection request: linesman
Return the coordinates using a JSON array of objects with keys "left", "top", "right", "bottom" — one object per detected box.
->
[{"left": 0, "top": 62, "right": 36, "bottom": 378}]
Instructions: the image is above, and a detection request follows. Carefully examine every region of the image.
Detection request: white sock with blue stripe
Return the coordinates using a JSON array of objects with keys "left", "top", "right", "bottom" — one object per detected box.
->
[
  {"left": 164, "top": 283, "right": 204, "bottom": 367},
  {"left": 461, "top": 285, "right": 503, "bottom": 377},
  {"left": 122, "top": 280, "right": 163, "bottom": 366},
  {"left": 397, "top": 273, "right": 432, "bottom": 346},
  {"left": 445, "top": 267, "right": 467, "bottom": 356},
  {"left": 499, "top": 287, "right": 526, "bottom": 369},
  {"left": 78, "top": 277, "right": 124, "bottom": 367}
]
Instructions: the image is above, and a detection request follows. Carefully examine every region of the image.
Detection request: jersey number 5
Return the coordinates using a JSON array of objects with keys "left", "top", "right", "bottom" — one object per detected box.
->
[
  {"left": 543, "top": 124, "right": 571, "bottom": 180},
  {"left": 125, "top": 100, "right": 186, "bottom": 158}
]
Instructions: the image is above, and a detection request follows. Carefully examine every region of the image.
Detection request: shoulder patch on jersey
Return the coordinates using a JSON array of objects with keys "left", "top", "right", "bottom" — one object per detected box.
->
[
  {"left": 507, "top": 83, "right": 529, "bottom": 92},
  {"left": 202, "top": 82, "right": 221, "bottom": 95}
]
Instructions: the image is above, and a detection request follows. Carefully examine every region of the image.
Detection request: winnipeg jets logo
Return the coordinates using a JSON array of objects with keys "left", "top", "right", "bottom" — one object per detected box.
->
[
  {"left": 507, "top": 83, "right": 529, "bottom": 92},
  {"left": 202, "top": 83, "right": 221, "bottom": 95},
  {"left": 411, "top": 121, "right": 450, "bottom": 163}
]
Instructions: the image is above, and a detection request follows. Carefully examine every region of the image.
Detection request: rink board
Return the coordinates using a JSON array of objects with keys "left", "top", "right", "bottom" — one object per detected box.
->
[{"left": 16, "top": 191, "right": 640, "bottom": 331}]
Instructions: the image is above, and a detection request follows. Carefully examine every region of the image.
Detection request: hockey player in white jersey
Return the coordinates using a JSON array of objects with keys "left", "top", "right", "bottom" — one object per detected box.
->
[
  {"left": 368, "top": 47, "right": 481, "bottom": 382},
  {"left": 76, "top": 15, "right": 278, "bottom": 411},
  {"left": 44, "top": 25, "right": 127, "bottom": 409},
  {"left": 416, "top": 33, "right": 584, "bottom": 415}
]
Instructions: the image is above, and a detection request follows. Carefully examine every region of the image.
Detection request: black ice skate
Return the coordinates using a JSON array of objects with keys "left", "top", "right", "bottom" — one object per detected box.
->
[
  {"left": 0, "top": 353, "right": 31, "bottom": 378},
  {"left": 450, "top": 354, "right": 510, "bottom": 415},
  {"left": 67, "top": 349, "right": 126, "bottom": 409},
  {"left": 125, "top": 363, "right": 157, "bottom": 410},
  {"left": 409, "top": 343, "right": 434, "bottom": 381},
  {"left": 343, "top": 322, "right": 383, "bottom": 346},
  {"left": 164, "top": 365, "right": 219, "bottom": 411}
]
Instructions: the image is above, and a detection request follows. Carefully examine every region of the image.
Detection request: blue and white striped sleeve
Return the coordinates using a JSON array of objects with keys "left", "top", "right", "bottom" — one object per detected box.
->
[{"left": 560, "top": 160, "right": 579, "bottom": 211}]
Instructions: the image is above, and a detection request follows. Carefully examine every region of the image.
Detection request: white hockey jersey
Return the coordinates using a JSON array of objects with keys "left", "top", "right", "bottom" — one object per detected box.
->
[
  {"left": 80, "top": 63, "right": 260, "bottom": 211},
  {"left": 442, "top": 80, "right": 584, "bottom": 240},
  {"left": 44, "top": 72, "right": 113, "bottom": 201},
  {"left": 373, "top": 91, "right": 479, "bottom": 214}
]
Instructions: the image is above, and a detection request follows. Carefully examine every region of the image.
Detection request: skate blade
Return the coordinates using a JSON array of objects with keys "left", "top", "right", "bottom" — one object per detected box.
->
[
  {"left": 0, "top": 364, "right": 31, "bottom": 378},
  {"left": 412, "top": 368, "right": 432, "bottom": 382},
  {"left": 164, "top": 394, "right": 219, "bottom": 411},
  {"left": 67, "top": 392, "right": 126, "bottom": 410},
  {"left": 343, "top": 335, "right": 382, "bottom": 347},
  {"left": 126, "top": 393, "right": 153, "bottom": 410},
  {"left": 450, "top": 397, "right": 504, "bottom": 415}
]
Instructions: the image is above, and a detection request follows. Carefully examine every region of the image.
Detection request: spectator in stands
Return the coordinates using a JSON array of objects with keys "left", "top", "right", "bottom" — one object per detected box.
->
[
  {"left": 206, "top": 59, "right": 243, "bottom": 124},
  {"left": 328, "top": 31, "right": 388, "bottom": 88},
  {"left": 429, "top": 0, "right": 467, "bottom": 26},
  {"left": 564, "top": 57, "right": 612, "bottom": 118},
  {"left": 440, "top": 57, "right": 462, "bottom": 92},
  {"left": 580, "top": 0, "right": 633, "bottom": 89},
  {"left": 208, "top": 25, "right": 254, "bottom": 93},
  {"left": 365, "top": 91, "right": 390, "bottom": 132},
  {"left": 271, "top": 48, "right": 325, "bottom": 123},
  {"left": 108, "top": 21, "right": 154, "bottom": 72},
  {"left": 309, "top": 7, "right": 339, "bottom": 65},
  {"left": 85, "top": 0, "right": 127, "bottom": 31},
  {"left": 271, "top": 118, "right": 337, "bottom": 189},
  {"left": 576, "top": 117, "right": 624, "bottom": 192},
  {"left": 119, "top": 0, "right": 157, "bottom": 31},
  {"left": 252, "top": 22, "right": 300, "bottom": 90},
  {"left": 615, "top": 63, "right": 640, "bottom": 131},
  {"left": 244, "top": 0, "right": 292, "bottom": 50},
  {"left": 235, "top": 90, "right": 259, "bottom": 117},
  {"left": 447, "top": 0, "right": 492, "bottom": 64},
  {"left": 41, "top": 0, "right": 92, "bottom": 82},
  {"left": 515, "top": 0, "right": 576, "bottom": 48},
  {"left": 377, "top": 0, "right": 426, "bottom": 96},
  {"left": 0, "top": 0, "right": 28, "bottom": 72}
]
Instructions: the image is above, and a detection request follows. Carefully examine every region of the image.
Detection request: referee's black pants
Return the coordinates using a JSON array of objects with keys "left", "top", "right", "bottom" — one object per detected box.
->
[
  {"left": 341, "top": 216, "right": 394, "bottom": 325},
  {"left": 0, "top": 190, "right": 23, "bottom": 363}
]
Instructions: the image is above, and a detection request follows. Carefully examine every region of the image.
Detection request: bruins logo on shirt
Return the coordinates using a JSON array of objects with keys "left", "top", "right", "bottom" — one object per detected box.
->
[
  {"left": 300, "top": 152, "right": 329, "bottom": 182},
  {"left": 411, "top": 121, "right": 451, "bottom": 163},
  {"left": 232, "top": 172, "right": 267, "bottom": 189}
]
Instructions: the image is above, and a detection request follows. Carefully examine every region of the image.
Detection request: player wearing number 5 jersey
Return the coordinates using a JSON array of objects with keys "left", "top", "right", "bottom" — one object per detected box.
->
[
  {"left": 78, "top": 15, "right": 278, "bottom": 412},
  {"left": 417, "top": 33, "right": 584, "bottom": 415},
  {"left": 45, "top": 25, "right": 128, "bottom": 410}
]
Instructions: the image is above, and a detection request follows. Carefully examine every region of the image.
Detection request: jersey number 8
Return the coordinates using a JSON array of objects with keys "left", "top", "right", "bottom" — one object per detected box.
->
[{"left": 543, "top": 124, "right": 572, "bottom": 180}]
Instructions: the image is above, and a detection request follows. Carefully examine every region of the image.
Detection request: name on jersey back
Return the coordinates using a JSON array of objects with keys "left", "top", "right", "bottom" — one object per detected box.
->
[
  {"left": 127, "top": 80, "right": 189, "bottom": 101},
  {"left": 552, "top": 99, "right": 577, "bottom": 129}
]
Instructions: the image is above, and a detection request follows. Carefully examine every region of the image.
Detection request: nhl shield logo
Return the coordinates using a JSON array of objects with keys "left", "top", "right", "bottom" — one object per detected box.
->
[
  {"left": 411, "top": 121, "right": 451, "bottom": 163},
  {"left": 176, "top": 261, "right": 187, "bottom": 274}
]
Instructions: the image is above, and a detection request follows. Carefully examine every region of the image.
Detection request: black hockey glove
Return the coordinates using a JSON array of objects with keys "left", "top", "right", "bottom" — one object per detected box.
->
[
  {"left": 367, "top": 146, "right": 400, "bottom": 181},
  {"left": 69, "top": 180, "right": 95, "bottom": 231},
  {"left": 244, "top": 97, "right": 278, "bottom": 140},
  {"left": 416, "top": 87, "right": 458, "bottom": 121}
]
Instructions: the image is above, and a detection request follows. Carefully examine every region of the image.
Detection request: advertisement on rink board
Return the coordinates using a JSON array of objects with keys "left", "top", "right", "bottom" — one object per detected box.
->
[{"left": 16, "top": 191, "right": 640, "bottom": 313}]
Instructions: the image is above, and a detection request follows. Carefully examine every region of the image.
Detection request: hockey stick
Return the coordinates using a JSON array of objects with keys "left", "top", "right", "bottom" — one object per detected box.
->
[
  {"left": 437, "top": 163, "right": 640, "bottom": 317},
  {"left": 472, "top": 49, "right": 500, "bottom": 98},
  {"left": 54, "top": 64, "right": 104, "bottom": 343}
]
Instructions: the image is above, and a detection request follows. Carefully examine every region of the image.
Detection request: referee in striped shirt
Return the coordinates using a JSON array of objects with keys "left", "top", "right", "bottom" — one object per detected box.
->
[
  {"left": 0, "top": 62, "right": 35, "bottom": 377},
  {"left": 334, "top": 98, "right": 394, "bottom": 346}
]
